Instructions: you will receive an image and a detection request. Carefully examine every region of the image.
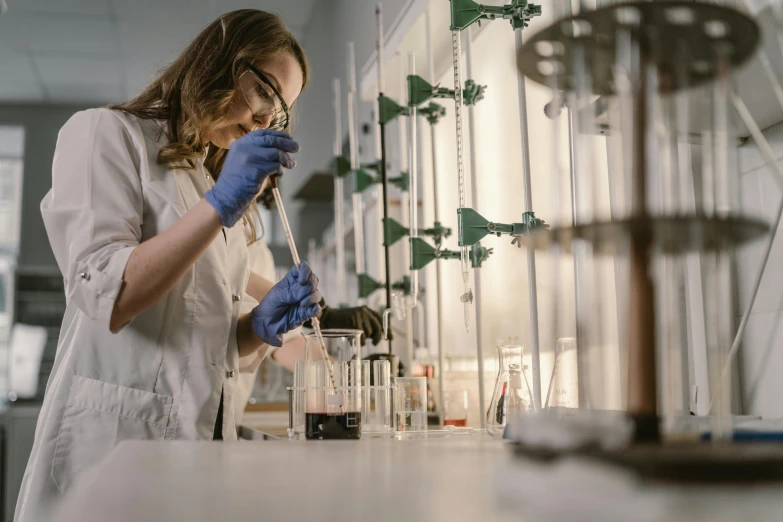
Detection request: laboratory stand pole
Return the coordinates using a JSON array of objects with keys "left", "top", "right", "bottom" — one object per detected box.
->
[{"left": 514, "top": 30, "right": 542, "bottom": 410}]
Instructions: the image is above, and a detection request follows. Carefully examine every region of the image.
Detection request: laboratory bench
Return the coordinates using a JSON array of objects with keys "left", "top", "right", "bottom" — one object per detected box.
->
[{"left": 51, "top": 434, "right": 783, "bottom": 522}]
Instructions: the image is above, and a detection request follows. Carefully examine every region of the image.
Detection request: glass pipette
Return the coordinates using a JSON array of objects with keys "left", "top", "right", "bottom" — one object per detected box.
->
[{"left": 270, "top": 176, "right": 340, "bottom": 402}]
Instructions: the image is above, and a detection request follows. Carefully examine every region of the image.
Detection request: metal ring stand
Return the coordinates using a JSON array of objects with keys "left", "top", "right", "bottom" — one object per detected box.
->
[{"left": 514, "top": 0, "right": 783, "bottom": 483}]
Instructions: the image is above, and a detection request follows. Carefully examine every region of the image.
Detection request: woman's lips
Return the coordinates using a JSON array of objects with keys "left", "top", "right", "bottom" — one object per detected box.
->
[{"left": 238, "top": 124, "right": 249, "bottom": 137}]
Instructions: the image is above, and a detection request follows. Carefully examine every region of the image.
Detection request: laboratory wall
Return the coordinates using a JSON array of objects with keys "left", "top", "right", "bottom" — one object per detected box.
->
[
  {"left": 346, "top": 2, "right": 623, "bottom": 424},
  {"left": 283, "top": 0, "right": 411, "bottom": 248},
  {"left": 0, "top": 103, "right": 92, "bottom": 272},
  {"left": 735, "top": 120, "right": 783, "bottom": 417}
]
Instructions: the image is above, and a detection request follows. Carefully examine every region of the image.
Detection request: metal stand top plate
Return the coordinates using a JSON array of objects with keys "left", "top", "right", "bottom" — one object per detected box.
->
[
  {"left": 518, "top": 214, "right": 769, "bottom": 255},
  {"left": 518, "top": 1, "right": 760, "bottom": 95}
]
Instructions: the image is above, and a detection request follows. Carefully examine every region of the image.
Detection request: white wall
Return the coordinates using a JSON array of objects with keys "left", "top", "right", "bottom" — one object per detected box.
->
[
  {"left": 735, "top": 121, "right": 783, "bottom": 417},
  {"left": 285, "top": 0, "right": 411, "bottom": 247},
  {"left": 343, "top": 1, "right": 624, "bottom": 422}
]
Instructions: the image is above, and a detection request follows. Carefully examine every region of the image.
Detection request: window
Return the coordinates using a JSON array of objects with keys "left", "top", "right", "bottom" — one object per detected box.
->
[{"left": 0, "top": 125, "right": 24, "bottom": 255}]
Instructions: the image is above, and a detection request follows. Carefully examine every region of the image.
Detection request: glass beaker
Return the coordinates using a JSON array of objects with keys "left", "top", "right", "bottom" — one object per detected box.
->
[
  {"left": 487, "top": 342, "right": 534, "bottom": 437},
  {"left": 544, "top": 337, "right": 579, "bottom": 410},
  {"left": 443, "top": 390, "right": 469, "bottom": 427},
  {"left": 362, "top": 359, "right": 393, "bottom": 433},
  {"left": 299, "top": 329, "right": 364, "bottom": 440},
  {"left": 304, "top": 360, "right": 362, "bottom": 439},
  {"left": 394, "top": 377, "right": 427, "bottom": 431},
  {"left": 304, "top": 328, "right": 363, "bottom": 362}
]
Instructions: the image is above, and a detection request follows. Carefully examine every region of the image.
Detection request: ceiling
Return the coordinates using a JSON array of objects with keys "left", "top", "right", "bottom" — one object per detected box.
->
[{"left": 0, "top": 0, "right": 317, "bottom": 104}]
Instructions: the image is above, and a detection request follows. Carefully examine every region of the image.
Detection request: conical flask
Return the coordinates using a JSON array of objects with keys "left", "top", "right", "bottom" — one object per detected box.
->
[
  {"left": 487, "top": 342, "right": 533, "bottom": 437},
  {"left": 544, "top": 337, "right": 579, "bottom": 411}
]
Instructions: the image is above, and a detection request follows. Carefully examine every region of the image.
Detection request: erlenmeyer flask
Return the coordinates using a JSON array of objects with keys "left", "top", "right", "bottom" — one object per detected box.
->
[
  {"left": 487, "top": 342, "right": 533, "bottom": 437},
  {"left": 545, "top": 337, "right": 579, "bottom": 411}
]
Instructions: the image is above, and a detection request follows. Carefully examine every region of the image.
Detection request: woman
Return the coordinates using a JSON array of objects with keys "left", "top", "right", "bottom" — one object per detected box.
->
[{"left": 15, "top": 10, "right": 317, "bottom": 521}]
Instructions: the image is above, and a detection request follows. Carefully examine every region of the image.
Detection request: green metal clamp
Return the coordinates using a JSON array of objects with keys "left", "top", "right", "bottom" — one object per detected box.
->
[
  {"left": 353, "top": 168, "right": 378, "bottom": 194},
  {"left": 384, "top": 219, "right": 453, "bottom": 247},
  {"left": 361, "top": 160, "right": 392, "bottom": 173},
  {"left": 418, "top": 103, "right": 447, "bottom": 125},
  {"left": 379, "top": 95, "right": 409, "bottom": 125},
  {"left": 510, "top": 211, "right": 549, "bottom": 245},
  {"left": 389, "top": 172, "right": 409, "bottom": 192},
  {"left": 383, "top": 218, "right": 453, "bottom": 247},
  {"left": 471, "top": 243, "right": 494, "bottom": 268},
  {"left": 449, "top": 0, "right": 542, "bottom": 31},
  {"left": 463, "top": 80, "right": 486, "bottom": 106},
  {"left": 421, "top": 221, "right": 452, "bottom": 247},
  {"left": 358, "top": 273, "right": 410, "bottom": 298},
  {"left": 457, "top": 207, "right": 547, "bottom": 246},
  {"left": 383, "top": 217, "right": 410, "bottom": 247},
  {"left": 408, "top": 75, "right": 455, "bottom": 107},
  {"left": 333, "top": 156, "right": 351, "bottom": 178},
  {"left": 410, "top": 237, "right": 461, "bottom": 271},
  {"left": 408, "top": 75, "right": 486, "bottom": 107}
]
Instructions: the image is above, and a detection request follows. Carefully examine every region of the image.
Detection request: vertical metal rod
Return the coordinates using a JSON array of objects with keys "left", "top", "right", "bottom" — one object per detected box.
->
[
  {"left": 425, "top": 2, "right": 445, "bottom": 421},
  {"left": 568, "top": 105, "right": 589, "bottom": 409},
  {"left": 376, "top": 3, "right": 393, "bottom": 352},
  {"left": 514, "top": 29, "right": 542, "bottom": 411},
  {"left": 431, "top": 124, "right": 446, "bottom": 422},
  {"left": 408, "top": 53, "right": 420, "bottom": 303},
  {"left": 464, "top": 28, "right": 487, "bottom": 427},
  {"left": 627, "top": 62, "right": 658, "bottom": 442},
  {"left": 347, "top": 42, "right": 366, "bottom": 306},
  {"left": 333, "top": 78, "right": 346, "bottom": 306}
]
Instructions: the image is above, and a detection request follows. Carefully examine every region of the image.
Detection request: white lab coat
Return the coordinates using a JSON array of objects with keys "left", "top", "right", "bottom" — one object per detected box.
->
[
  {"left": 234, "top": 239, "right": 276, "bottom": 423},
  {"left": 15, "top": 109, "right": 265, "bottom": 521}
]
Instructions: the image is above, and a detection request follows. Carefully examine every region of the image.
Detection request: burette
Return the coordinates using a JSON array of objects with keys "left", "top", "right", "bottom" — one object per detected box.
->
[
  {"left": 270, "top": 177, "right": 339, "bottom": 398},
  {"left": 451, "top": 28, "right": 473, "bottom": 332}
]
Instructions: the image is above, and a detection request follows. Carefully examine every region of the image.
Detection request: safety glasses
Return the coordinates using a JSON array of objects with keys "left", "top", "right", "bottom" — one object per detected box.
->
[{"left": 240, "top": 61, "right": 290, "bottom": 131}]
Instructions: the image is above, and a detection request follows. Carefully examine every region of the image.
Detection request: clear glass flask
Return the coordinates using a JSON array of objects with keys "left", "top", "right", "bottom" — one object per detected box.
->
[
  {"left": 544, "top": 337, "right": 579, "bottom": 411},
  {"left": 487, "top": 342, "right": 533, "bottom": 437}
]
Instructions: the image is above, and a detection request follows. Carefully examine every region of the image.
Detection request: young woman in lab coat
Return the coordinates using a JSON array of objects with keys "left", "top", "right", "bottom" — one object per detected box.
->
[{"left": 15, "top": 10, "right": 319, "bottom": 521}]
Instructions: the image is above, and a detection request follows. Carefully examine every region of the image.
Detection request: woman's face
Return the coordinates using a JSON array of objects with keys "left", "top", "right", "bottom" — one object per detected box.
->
[{"left": 209, "top": 51, "right": 304, "bottom": 149}]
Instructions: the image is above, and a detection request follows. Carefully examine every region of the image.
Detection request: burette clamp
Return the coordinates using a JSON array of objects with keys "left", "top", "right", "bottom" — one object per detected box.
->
[{"left": 510, "top": 211, "right": 549, "bottom": 247}]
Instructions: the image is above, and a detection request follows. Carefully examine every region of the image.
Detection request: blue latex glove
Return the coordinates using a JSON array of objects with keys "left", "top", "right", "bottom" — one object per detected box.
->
[
  {"left": 205, "top": 129, "right": 299, "bottom": 227},
  {"left": 252, "top": 262, "right": 322, "bottom": 347}
]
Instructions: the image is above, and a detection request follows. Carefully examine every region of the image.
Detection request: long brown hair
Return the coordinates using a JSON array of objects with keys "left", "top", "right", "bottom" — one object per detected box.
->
[{"left": 111, "top": 9, "right": 309, "bottom": 241}]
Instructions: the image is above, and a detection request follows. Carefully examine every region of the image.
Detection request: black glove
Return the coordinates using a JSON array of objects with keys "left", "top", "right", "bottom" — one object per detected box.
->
[{"left": 319, "top": 304, "right": 390, "bottom": 345}]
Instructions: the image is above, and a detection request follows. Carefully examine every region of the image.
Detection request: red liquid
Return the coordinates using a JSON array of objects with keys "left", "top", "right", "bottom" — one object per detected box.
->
[
  {"left": 444, "top": 418, "right": 468, "bottom": 427},
  {"left": 305, "top": 412, "right": 362, "bottom": 440}
]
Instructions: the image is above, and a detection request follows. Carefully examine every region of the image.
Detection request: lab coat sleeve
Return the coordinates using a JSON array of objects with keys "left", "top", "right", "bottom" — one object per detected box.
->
[
  {"left": 238, "top": 292, "right": 270, "bottom": 374},
  {"left": 41, "top": 109, "right": 143, "bottom": 333}
]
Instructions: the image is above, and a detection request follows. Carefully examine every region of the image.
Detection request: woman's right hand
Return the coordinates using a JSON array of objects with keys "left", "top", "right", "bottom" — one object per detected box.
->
[
  {"left": 251, "top": 262, "right": 322, "bottom": 347},
  {"left": 205, "top": 129, "right": 299, "bottom": 227}
]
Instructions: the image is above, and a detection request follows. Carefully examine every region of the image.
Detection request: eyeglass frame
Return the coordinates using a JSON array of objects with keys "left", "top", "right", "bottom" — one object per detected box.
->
[{"left": 241, "top": 60, "right": 290, "bottom": 130}]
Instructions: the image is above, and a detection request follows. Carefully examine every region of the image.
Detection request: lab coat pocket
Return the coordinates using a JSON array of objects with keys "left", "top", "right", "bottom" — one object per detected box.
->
[{"left": 51, "top": 376, "right": 174, "bottom": 493}]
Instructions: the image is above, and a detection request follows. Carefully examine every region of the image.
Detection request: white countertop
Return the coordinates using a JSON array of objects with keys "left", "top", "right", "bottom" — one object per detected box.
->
[
  {"left": 55, "top": 437, "right": 519, "bottom": 522},
  {"left": 53, "top": 436, "right": 783, "bottom": 522}
]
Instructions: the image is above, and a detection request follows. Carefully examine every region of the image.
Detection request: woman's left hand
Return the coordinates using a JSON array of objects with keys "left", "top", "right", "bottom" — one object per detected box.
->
[{"left": 251, "top": 262, "right": 321, "bottom": 347}]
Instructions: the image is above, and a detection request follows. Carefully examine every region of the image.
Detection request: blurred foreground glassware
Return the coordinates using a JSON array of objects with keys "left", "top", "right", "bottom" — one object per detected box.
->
[
  {"left": 395, "top": 376, "right": 427, "bottom": 432},
  {"left": 487, "top": 342, "right": 534, "bottom": 437}
]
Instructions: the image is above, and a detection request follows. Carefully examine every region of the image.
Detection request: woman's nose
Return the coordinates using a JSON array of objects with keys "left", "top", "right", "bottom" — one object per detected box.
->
[{"left": 254, "top": 113, "right": 273, "bottom": 130}]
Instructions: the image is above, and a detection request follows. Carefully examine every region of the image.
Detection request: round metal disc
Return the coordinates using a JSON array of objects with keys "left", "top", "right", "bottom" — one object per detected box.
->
[
  {"left": 517, "top": 214, "right": 769, "bottom": 255},
  {"left": 518, "top": 1, "right": 760, "bottom": 95},
  {"left": 516, "top": 442, "right": 783, "bottom": 484}
]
